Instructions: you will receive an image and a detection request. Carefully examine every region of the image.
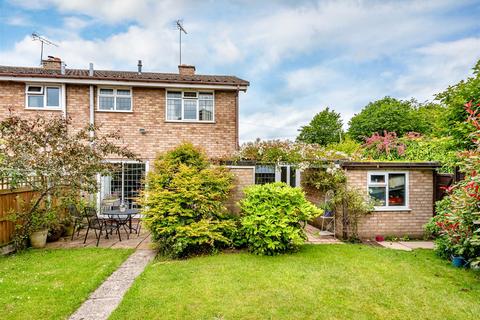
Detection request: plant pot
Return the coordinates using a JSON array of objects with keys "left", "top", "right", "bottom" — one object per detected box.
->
[
  {"left": 30, "top": 229, "right": 48, "bottom": 248},
  {"left": 64, "top": 225, "right": 74, "bottom": 237},
  {"left": 451, "top": 256, "right": 467, "bottom": 268}
]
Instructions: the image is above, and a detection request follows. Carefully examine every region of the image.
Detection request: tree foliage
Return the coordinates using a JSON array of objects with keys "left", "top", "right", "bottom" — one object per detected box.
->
[
  {"left": 297, "top": 107, "right": 343, "bottom": 145},
  {"left": 0, "top": 113, "right": 136, "bottom": 248},
  {"left": 142, "top": 142, "right": 236, "bottom": 258},
  {"left": 347, "top": 97, "right": 427, "bottom": 141},
  {"left": 435, "top": 61, "right": 480, "bottom": 149}
]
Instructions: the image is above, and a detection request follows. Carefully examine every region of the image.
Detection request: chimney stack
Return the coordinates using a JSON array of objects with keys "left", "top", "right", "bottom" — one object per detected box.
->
[
  {"left": 42, "top": 56, "right": 62, "bottom": 70},
  {"left": 178, "top": 64, "right": 195, "bottom": 76},
  {"left": 138, "top": 60, "right": 142, "bottom": 74},
  {"left": 89, "top": 63, "right": 94, "bottom": 76}
]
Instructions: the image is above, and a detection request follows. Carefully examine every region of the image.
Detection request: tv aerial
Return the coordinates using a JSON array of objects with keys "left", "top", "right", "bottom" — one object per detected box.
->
[
  {"left": 31, "top": 32, "right": 59, "bottom": 65},
  {"left": 176, "top": 20, "right": 187, "bottom": 65}
]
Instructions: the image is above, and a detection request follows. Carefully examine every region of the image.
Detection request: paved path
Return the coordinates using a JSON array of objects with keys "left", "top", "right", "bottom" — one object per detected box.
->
[
  {"left": 69, "top": 249, "right": 157, "bottom": 320},
  {"left": 305, "top": 224, "right": 343, "bottom": 244},
  {"left": 377, "top": 241, "right": 434, "bottom": 251}
]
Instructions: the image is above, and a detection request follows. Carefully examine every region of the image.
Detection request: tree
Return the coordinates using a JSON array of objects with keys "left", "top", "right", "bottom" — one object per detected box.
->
[
  {"left": 435, "top": 60, "right": 480, "bottom": 149},
  {"left": 347, "top": 97, "right": 426, "bottom": 142},
  {"left": 0, "top": 113, "right": 136, "bottom": 248},
  {"left": 297, "top": 107, "right": 343, "bottom": 145}
]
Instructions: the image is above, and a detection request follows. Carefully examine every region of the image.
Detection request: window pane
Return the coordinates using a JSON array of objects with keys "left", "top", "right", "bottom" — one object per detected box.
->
[
  {"left": 167, "top": 91, "right": 181, "bottom": 99},
  {"left": 199, "top": 100, "right": 213, "bottom": 121},
  {"left": 117, "top": 89, "right": 131, "bottom": 96},
  {"left": 280, "top": 166, "right": 287, "bottom": 183},
  {"left": 100, "top": 88, "right": 114, "bottom": 95},
  {"left": 369, "top": 187, "right": 386, "bottom": 206},
  {"left": 389, "top": 173, "right": 406, "bottom": 206},
  {"left": 167, "top": 99, "right": 182, "bottom": 120},
  {"left": 184, "top": 99, "right": 197, "bottom": 120},
  {"left": 289, "top": 168, "right": 296, "bottom": 187},
  {"left": 183, "top": 92, "right": 197, "bottom": 98},
  {"left": 99, "top": 96, "right": 114, "bottom": 110},
  {"left": 255, "top": 165, "right": 276, "bottom": 185},
  {"left": 199, "top": 92, "right": 213, "bottom": 99},
  {"left": 27, "top": 86, "right": 42, "bottom": 93},
  {"left": 46, "top": 87, "right": 60, "bottom": 107},
  {"left": 370, "top": 174, "right": 385, "bottom": 183},
  {"left": 28, "top": 95, "right": 43, "bottom": 108},
  {"left": 116, "top": 97, "right": 131, "bottom": 110}
]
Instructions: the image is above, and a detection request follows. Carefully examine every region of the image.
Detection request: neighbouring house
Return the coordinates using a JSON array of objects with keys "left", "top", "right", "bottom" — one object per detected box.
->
[
  {"left": 0, "top": 56, "right": 249, "bottom": 209},
  {"left": 225, "top": 161, "right": 442, "bottom": 239}
]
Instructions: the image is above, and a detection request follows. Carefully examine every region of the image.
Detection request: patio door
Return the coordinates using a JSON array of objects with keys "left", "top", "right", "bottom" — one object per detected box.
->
[{"left": 99, "top": 161, "right": 147, "bottom": 209}]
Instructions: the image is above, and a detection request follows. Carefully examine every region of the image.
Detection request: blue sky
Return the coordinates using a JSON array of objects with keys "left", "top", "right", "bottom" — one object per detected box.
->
[{"left": 1, "top": 0, "right": 480, "bottom": 142}]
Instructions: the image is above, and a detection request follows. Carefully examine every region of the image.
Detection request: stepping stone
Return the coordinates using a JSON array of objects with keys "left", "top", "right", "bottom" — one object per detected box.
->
[
  {"left": 399, "top": 241, "right": 434, "bottom": 250},
  {"left": 377, "top": 241, "right": 412, "bottom": 251}
]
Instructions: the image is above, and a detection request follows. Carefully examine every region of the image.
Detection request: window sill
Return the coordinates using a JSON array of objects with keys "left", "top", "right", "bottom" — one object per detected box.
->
[
  {"left": 165, "top": 120, "right": 216, "bottom": 124},
  {"left": 96, "top": 110, "right": 133, "bottom": 113},
  {"left": 373, "top": 207, "right": 412, "bottom": 212},
  {"left": 25, "top": 107, "right": 62, "bottom": 111}
]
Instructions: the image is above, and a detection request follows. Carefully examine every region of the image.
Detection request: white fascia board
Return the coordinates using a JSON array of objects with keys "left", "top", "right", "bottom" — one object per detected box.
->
[{"left": 0, "top": 76, "right": 248, "bottom": 91}]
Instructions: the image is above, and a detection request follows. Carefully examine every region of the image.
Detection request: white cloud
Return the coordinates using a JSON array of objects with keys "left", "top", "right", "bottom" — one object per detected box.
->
[{"left": 4, "top": 14, "right": 31, "bottom": 26}]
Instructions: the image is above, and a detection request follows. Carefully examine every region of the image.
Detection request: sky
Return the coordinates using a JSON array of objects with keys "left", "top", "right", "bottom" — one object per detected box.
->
[{"left": 1, "top": 0, "right": 480, "bottom": 143}]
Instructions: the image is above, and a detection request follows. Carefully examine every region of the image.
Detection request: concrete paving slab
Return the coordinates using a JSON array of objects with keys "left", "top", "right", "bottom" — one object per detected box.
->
[
  {"left": 377, "top": 241, "right": 412, "bottom": 251},
  {"left": 399, "top": 241, "right": 435, "bottom": 250}
]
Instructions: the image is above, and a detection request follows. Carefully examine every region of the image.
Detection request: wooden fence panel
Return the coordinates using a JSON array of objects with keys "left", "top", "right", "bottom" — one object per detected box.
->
[{"left": 0, "top": 189, "right": 37, "bottom": 245}]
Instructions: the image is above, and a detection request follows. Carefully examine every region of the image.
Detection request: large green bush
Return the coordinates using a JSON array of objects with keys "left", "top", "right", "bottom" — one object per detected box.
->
[
  {"left": 142, "top": 143, "right": 235, "bottom": 258},
  {"left": 239, "top": 182, "right": 322, "bottom": 255}
]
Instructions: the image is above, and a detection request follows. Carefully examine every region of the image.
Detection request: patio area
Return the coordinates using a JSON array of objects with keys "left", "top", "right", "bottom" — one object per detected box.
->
[{"left": 46, "top": 221, "right": 152, "bottom": 250}]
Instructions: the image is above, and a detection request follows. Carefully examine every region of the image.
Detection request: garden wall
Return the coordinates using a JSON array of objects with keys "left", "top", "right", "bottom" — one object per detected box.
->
[{"left": 225, "top": 166, "right": 255, "bottom": 214}]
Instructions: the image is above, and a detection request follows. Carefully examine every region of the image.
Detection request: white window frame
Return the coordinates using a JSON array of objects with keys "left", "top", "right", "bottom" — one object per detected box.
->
[
  {"left": 165, "top": 90, "right": 215, "bottom": 123},
  {"left": 25, "top": 84, "right": 62, "bottom": 110},
  {"left": 367, "top": 171, "right": 409, "bottom": 211},
  {"left": 97, "top": 87, "right": 133, "bottom": 112},
  {"left": 254, "top": 164, "right": 301, "bottom": 187}
]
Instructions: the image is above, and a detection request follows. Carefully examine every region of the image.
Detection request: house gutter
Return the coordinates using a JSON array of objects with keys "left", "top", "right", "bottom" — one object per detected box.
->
[
  {"left": 0, "top": 76, "right": 249, "bottom": 91},
  {"left": 235, "top": 86, "right": 240, "bottom": 149}
]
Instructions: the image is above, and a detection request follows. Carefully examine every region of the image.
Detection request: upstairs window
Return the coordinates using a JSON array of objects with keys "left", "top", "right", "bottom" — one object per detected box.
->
[
  {"left": 26, "top": 85, "right": 61, "bottom": 109},
  {"left": 166, "top": 91, "right": 214, "bottom": 122},
  {"left": 98, "top": 88, "right": 132, "bottom": 111},
  {"left": 368, "top": 172, "right": 408, "bottom": 210}
]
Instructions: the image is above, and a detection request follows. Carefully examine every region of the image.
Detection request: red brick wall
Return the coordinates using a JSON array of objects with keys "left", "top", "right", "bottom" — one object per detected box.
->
[
  {"left": 225, "top": 166, "right": 255, "bottom": 214},
  {"left": 0, "top": 81, "right": 239, "bottom": 161}
]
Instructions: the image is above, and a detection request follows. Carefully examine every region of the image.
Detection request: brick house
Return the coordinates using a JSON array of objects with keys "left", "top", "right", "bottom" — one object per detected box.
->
[{"left": 0, "top": 57, "right": 249, "bottom": 209}]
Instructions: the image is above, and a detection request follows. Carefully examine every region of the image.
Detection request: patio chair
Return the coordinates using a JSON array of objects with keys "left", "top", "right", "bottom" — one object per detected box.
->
[
  {"left": 319, "top": 190, "right": 336, "bottom": 238},
  {"left": 68, "top": 204, "right": 84, "bottom": 240},
  {"left": 83, "top": 207, "right": 122, "bottom": 246}
]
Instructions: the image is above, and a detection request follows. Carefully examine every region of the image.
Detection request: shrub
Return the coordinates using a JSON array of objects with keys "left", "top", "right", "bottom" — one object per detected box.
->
[
  {"left": 142, "top": 143, "right": 235, "bottom": 258},
  {"left": 239, "top": 182, "right": 322, "bottom": 255}
]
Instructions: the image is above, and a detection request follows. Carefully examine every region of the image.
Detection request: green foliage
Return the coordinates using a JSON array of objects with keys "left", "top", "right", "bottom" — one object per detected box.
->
[
  {"left": 239, "top": 182, "right": 322, "bottom": 255},
  {"left": 326, "top": 136, "right": 362, "bottom": 157},
  {"left": 348, "top": 97, "right": 427, "bottom": 141},
  {"left": 142, "top": 142, "right": 235, "bottom": 258},
  {"left": 297, "top": 107, "right": 343, "bottom": 145},
  {"left": 436, "top": 60, "right": 480, "bottom": 149},
  {"left": 426, "top": 102, "right": 480, "bottom": 264}
]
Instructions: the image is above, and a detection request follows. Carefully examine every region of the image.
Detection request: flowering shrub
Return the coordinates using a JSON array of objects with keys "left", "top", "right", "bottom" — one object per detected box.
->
[
  {"left": 426, "top": 101, "right": 480, "bottom": 266},
  {"left": 362, "top": 131, "right": 406, "bottom": 159}
]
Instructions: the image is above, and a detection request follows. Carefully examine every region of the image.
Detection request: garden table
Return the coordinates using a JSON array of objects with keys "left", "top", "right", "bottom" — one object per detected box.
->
[{"left": 103, "top": 209, "right": 140, "bottom": 234}]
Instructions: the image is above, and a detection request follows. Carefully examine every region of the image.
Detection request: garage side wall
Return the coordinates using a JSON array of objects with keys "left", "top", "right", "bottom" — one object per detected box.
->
[{"left": 226, "top": 166, "right": 255, "bottom": 214}]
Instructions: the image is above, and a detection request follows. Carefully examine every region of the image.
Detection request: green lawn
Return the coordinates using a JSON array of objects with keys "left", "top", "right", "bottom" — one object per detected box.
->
[
  {"left": 0, "top": 248, "right": 132, "bottom": 320},
  {"left": 111, "top": 244, "right": 480, "bottom": 320}
]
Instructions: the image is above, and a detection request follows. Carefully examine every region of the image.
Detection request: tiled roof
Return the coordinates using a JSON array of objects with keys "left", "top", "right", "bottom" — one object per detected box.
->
[{"left": 0, "top": 65, "right": 249, "bottom": 87}]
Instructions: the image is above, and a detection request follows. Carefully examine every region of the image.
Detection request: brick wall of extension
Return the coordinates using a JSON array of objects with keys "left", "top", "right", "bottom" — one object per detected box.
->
[
  {"left": 0, "top": 81, "right": 239, "bottom": 161},
  {"left": 345, "top": 168, "right": 434, "bottom": 238}
]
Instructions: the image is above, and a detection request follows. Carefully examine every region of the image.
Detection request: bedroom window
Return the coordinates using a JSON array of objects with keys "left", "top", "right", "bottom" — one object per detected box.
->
[
  {"left": 166, "top": 91, "right": 214, "bottom": 122},
  {"left": 98, "top": 88, "right": 132, "bottom": 111},
  {"left": 26, "top": 85, "right": 61, "bottom": 109},
  {"left": 368, "top": 172, "right": 408, "bottom": 210}
]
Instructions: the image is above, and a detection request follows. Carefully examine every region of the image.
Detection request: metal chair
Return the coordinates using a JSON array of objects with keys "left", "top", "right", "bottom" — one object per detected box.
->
[
  {"left": 83, "top": 207, "right": 122, "bottom": 246},
  {"left": 68, "top": 204, "right": 84, "bottom": 240},
  {"left": 319, "top": 190, "right": 336, "bottom": 238}
]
